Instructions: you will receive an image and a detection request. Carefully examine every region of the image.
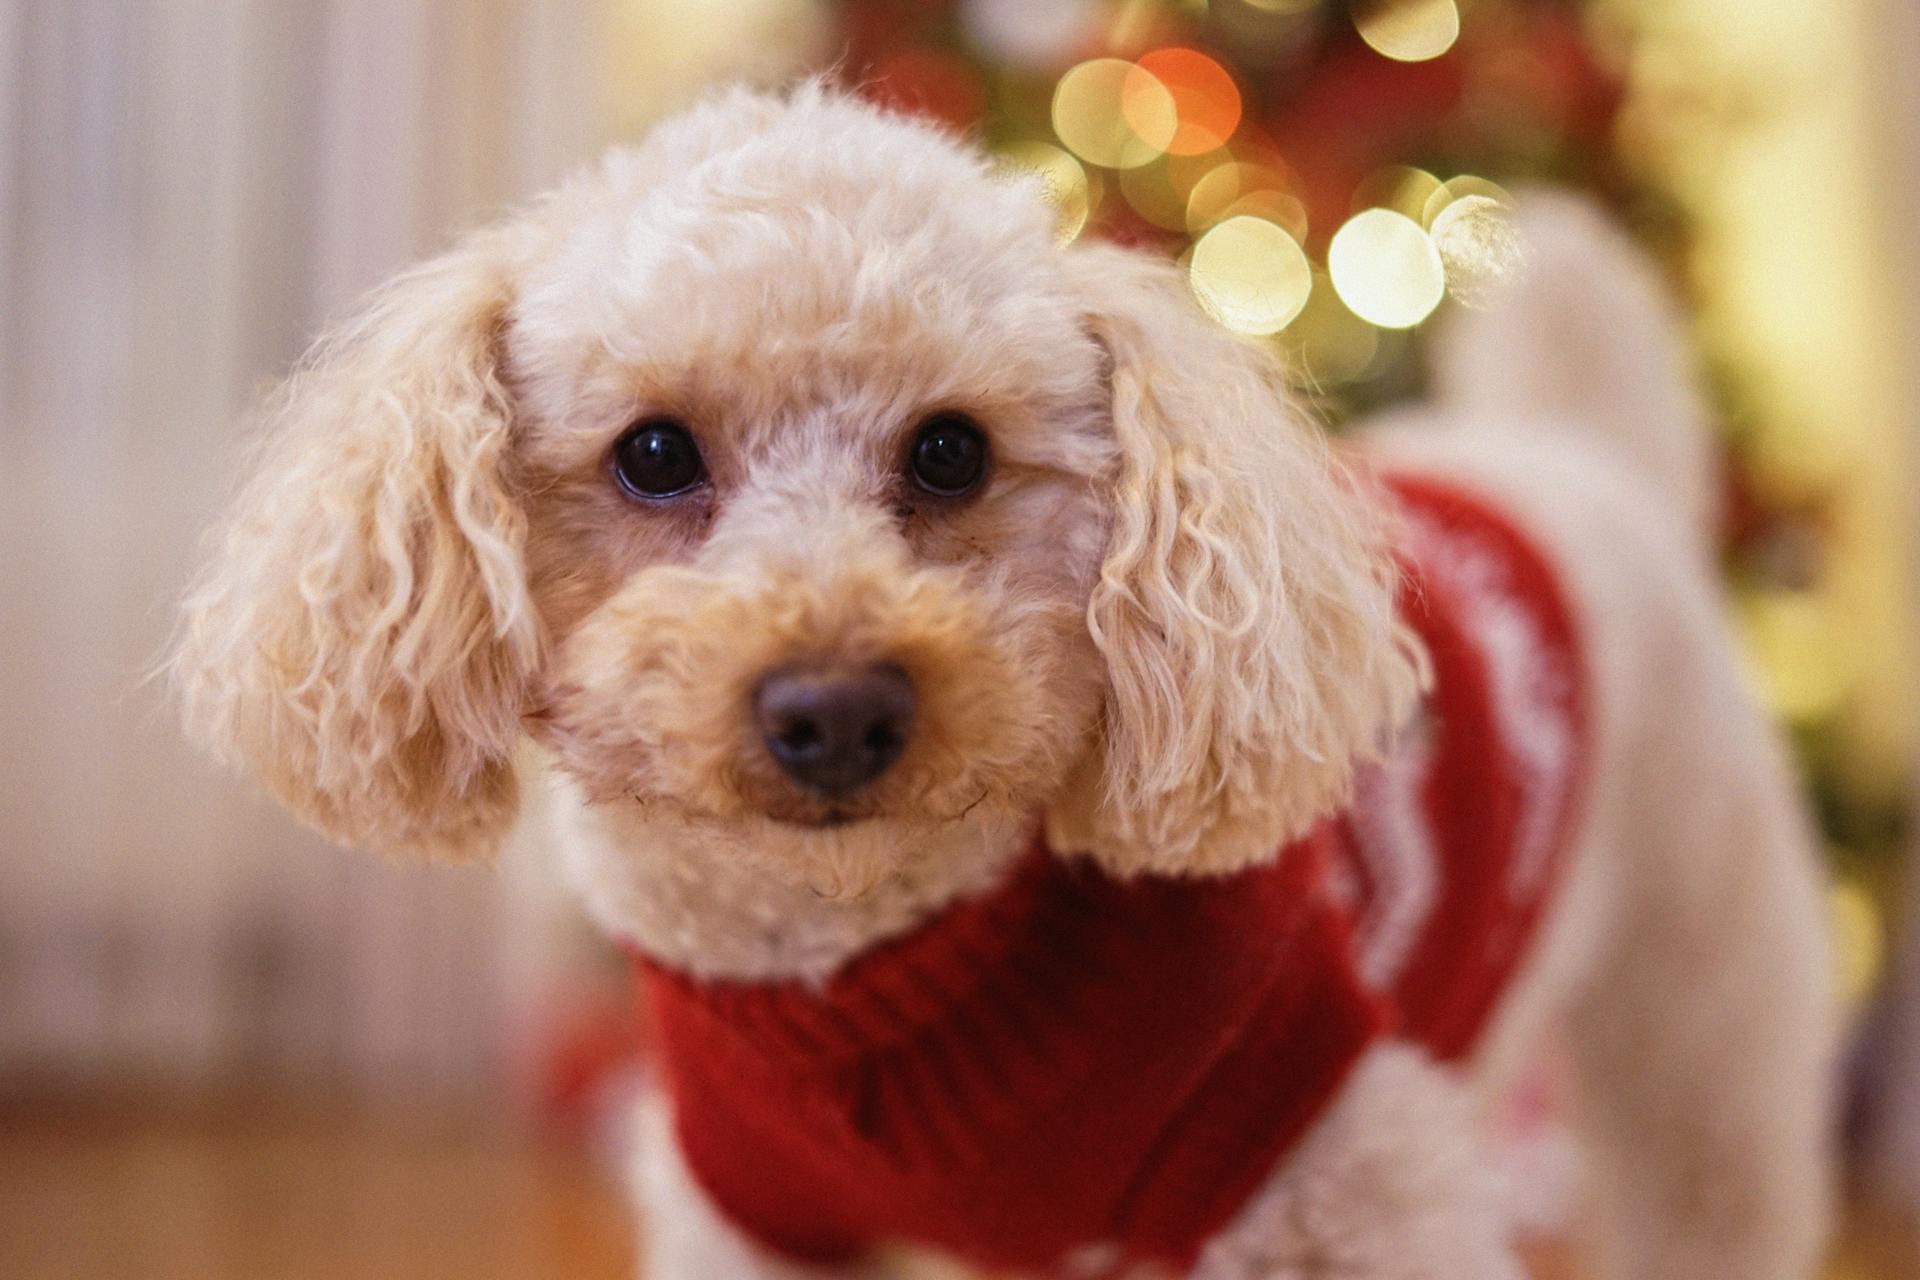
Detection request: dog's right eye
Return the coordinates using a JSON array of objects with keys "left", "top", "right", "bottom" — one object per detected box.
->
[
  {"left": 612, "top": 419, "right": 706, "bottom": 500},
  {"left": 907, "top": 412, "right": 988, "bottom": 498}
]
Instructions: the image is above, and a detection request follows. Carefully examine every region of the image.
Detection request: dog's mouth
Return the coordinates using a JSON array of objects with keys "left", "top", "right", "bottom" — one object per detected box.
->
[
  {"left": 626, "top": 790, "right": 880, "bottom": 833},
  {"left": 750, "top": 790, "right": 885, "bottom": 830},
  {"left": 772, "top": 807, "right": 866, "bottom": 830},
  {"left": 761, "top": 784, "right": 995, "bottom": 831},
  {"left": 623, "top": 778, "right": 997, "bottom": 833}
]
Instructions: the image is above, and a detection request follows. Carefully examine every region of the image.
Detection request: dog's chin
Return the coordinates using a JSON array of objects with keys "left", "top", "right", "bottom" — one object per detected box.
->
[
  {"left": 620, "top": 786, "right": 1030, "bottom": 902},
  {"left": 739, "top": 810, "right": 975, "bottom": 901},
  {"left": 742, "top": 777, "right": 1002, "bottom": 835}
]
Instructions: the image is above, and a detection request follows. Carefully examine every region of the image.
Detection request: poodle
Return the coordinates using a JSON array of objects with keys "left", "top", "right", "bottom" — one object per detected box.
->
[{"left": 173, "top": 85, "right": 1839, "bottom": 1280}]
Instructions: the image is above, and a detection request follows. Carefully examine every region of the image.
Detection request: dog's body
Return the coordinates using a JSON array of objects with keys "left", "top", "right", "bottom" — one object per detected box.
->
[
  {"left": 174, "top": 87, "right": 1837, "bottom": 1278},
  {"left": 608, "top": 332, "right": 1839, "bottom": 1280},
  {"left": 626, "top": 468, "right": 1591, "bottom": 1277}
]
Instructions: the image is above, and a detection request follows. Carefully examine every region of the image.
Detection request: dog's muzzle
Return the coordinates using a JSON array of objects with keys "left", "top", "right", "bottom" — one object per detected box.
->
[{"left": 754, "top": 663, "right": 916, "bottom": 797}]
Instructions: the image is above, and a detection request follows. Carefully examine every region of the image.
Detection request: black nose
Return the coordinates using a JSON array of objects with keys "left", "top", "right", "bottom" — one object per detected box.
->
[{"left": 755, "top": 664, "right": 916, "bottom": 796}]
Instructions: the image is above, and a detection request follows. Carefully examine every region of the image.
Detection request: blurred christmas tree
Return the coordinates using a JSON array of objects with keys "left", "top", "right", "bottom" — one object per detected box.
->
[{"left": 834, "top": 0, "right": 1909, "bottom": 1017}]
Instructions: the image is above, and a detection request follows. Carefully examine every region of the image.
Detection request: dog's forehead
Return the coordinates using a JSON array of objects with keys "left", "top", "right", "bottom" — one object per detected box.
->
[
  {"left": 514, "top": 101, "right": 1088, "bottom": 413},
  {"left": 612, "top": 92, "right": 1062, "bottom": 291}
]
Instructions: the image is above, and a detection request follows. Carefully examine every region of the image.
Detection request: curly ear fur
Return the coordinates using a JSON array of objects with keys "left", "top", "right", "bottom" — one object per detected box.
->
[
  {"left": 172, "top": 222, "right": 542, "bottom": 859},
  {"left": 1048, "top": 245, "right": 1424, "bottom": 877}
]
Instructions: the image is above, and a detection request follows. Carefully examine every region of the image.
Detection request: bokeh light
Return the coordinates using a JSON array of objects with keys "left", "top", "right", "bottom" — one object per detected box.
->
[
  {"left": 995, "top": 140, "right": 1097, "bottom": 243},
  {"left": 1189, "top": 215, "right": 1313, "bottom": 335},
  {"left": 1422, "top": 174, "right": 1516, "bottom": 228},
  {"left": 1136, "top": 48, "right": 1243, "bottom": 156},
  {"left": 1431, "top": 194, "right": 1527, "bottom": 307},
  {"left": 1352, "top": 0, "right": 1462, "bottom": 64},
  {"left": 1052, "top": 58, "right": 1178, "bottom": 170},
  {"left": 1327, "top": 208, "right": 1446, "bottom": 329}
]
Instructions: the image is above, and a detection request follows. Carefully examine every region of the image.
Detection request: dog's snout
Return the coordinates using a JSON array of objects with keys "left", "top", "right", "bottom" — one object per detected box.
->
[{"left": 755, "top": 664, "right": 916, "bottom": 796}]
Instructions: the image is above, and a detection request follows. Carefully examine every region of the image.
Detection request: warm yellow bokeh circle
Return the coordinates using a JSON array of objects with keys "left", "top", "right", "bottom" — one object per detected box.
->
[
  {"left": 1189, "top": 215, "right": 1313, "bottom": 336},
  {"left": 1052, "top": 58, "right": 1179, "bottom": 171},
  {"left": 1328, "top": 207, "right": 1446, "bottom": 329},
  {"left": 1353, "top": 0, "right": 1461, "bottom": 64}
]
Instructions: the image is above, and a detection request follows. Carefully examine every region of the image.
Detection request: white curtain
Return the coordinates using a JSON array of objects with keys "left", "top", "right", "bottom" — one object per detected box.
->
[{"left": 0, "top": 0, "right": 613, "bottom": 1095}]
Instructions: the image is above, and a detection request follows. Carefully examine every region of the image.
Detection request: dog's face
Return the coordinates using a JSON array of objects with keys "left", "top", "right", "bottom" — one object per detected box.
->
[
  {"left": 510, "top": 98, "right": 1111, "bottom": 874},
  {"left": 174, "top": 86, "right": 1417, "bottom": 896}
]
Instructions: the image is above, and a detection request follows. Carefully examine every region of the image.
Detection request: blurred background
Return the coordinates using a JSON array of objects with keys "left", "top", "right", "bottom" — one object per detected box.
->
[{"left": 2, "top": 1, "right": 1917, "bottom": 1276}]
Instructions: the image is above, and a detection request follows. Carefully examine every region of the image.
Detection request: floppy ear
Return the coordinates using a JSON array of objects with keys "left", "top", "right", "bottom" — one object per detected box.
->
[
  {"left": 172, "top": 221, "right": 543, "bottom": 859},
  {"left": 1047, "top": 244, "right": 1423, "bottom": 877}
]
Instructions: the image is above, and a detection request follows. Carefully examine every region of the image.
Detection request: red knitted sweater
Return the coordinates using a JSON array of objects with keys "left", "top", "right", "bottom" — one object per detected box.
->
[{"left": 637, "top": 474, "right": 1590, "bottom": 1276}]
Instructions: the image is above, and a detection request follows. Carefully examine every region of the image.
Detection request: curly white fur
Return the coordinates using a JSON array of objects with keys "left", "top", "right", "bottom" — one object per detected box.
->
[
  {"left": 1046, "top": 245, "right": 1425, "bottom": 877},
  {"left": 174, "top": 85, "right": 1837, "bottom": 1280},
  {"left": 172, "top": 220, "right": 550, "bottom": 858}
]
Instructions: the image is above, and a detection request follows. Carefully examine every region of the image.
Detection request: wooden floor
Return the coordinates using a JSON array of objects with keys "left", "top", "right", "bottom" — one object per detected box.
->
[
  {"left": 0, "top": 1091, "right": 634, "bottom": 1280},
  {"left": 0, "top": 1091, "right": 1910, "bottom": 1279}
]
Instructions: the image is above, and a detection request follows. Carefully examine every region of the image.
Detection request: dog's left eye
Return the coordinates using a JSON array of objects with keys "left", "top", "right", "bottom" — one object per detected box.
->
[
  {"left": 907, "top": 412, "right": 988, "bottom": 498},
  {"left": 612, "top": 418, "right": 706, "bottom": 500}
]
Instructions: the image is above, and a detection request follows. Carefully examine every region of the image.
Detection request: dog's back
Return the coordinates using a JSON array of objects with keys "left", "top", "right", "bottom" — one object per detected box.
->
[{"left": 1359, "top": 196, "right": 1840, "bottom": 1280}]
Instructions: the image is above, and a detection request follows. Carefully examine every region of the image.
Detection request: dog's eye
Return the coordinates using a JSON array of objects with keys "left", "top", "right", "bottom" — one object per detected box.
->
[
  {"left": 907, "top": 412, "right": 988, "bottom": 498},
  {"left": 612, "top": 419, "right": 705, "bottom": 500}
]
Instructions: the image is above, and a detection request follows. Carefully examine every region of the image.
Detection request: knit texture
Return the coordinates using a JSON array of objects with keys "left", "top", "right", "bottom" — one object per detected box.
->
[{"left": 635, "top": 472, "right": 1590, "bottom": 1275}]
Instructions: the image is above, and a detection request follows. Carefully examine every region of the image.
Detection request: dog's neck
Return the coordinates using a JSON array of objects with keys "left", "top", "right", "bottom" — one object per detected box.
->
[{"left": 552, "top": 775, "right": 1034, "bottom": 985}]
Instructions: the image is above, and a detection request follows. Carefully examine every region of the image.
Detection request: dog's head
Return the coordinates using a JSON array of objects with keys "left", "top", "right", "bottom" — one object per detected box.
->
[{"left": 174, "top": 85, "right": 1418, "bottom": 894}]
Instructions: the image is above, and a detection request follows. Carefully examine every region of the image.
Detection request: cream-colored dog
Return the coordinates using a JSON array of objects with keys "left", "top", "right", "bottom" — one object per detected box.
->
[{"left": 174, "top": 85, "right": 1838, "bottom": 1279}]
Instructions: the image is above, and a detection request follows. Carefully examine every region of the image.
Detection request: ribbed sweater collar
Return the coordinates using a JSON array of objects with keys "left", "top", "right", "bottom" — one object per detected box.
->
[{"left": 634, "top": 829, "right": 1341, "bottom": 1073}]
